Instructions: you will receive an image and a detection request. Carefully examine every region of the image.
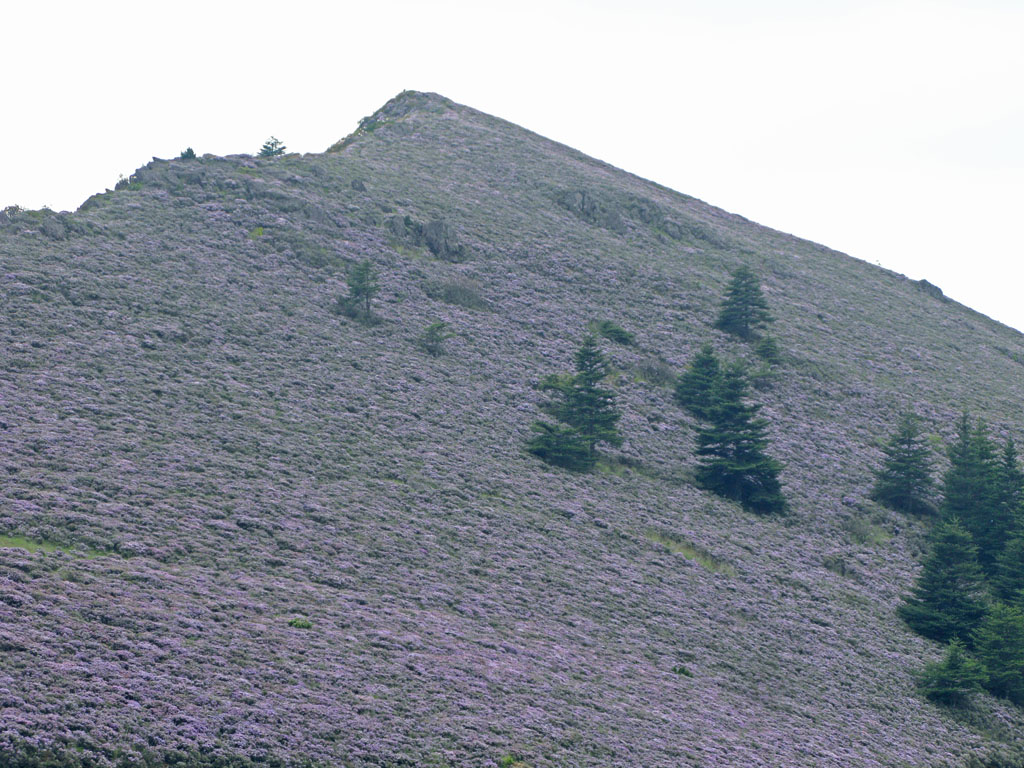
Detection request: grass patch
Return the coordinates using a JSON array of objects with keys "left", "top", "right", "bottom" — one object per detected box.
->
[
  {"left": 841, "top": 516, "right": 892, "bottom": 548},
  {"left": 634, "top": 356, "right": 676, "bottom": 387},
  {"left": 645, "top": 529, "right": 736, "bottom": 576},
  {"left": 423, "top": 278, "right": 490, "bottom": 311},
  {"left": 0, "top": 535, "right": 104, "bottom": 558}
]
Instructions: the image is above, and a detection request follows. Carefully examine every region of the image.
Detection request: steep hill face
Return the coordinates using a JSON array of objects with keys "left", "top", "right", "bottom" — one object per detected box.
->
[{"left": 2, "top": 91, "right": 1024, "bottom": 767}]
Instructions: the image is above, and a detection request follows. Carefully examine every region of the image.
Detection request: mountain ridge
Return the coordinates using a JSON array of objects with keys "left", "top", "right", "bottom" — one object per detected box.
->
[{"left": 2, "top": 91, "right": 1024, "bottom": 767}]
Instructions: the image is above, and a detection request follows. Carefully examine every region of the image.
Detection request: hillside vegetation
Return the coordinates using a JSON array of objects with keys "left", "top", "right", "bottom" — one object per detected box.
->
[{"left": 3, "top": 91, "right": 1024, "bottom": 767}]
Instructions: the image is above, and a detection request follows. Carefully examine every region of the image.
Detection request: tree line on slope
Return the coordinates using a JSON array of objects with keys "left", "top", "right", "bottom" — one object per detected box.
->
[
  {"left": 873, "top": 413, "right": 1024, "bottom": 707},
  {"left": 334, "top": 251, "right": 1023, "bottom": 714},
  {"left": 527, "top": 265, "right": 786, "bottom": 514}
]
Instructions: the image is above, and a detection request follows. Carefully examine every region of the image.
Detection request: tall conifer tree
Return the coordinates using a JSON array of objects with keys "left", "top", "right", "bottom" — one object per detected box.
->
[
  {"left": 674, "top": 343, "right": 722, "bottom": 421},
  {"left": 714, "top": 266, "right": 772, "bottom": 340},
  {"left": 973, "top": 603, "right": 1024, "bottom": 704},
  {"left": 871, "top": 413, "right": 935, "bottom": 516},
  {"left": 994, "top": 535, "right": 1024, "bottom": 606},
  {"left": 694, "top": 364, "right": 785, "bottom": 514},
  {"left": 527, "top": 335, "right": 621, "bottom": 471},
  {"left": 899, "top": 517, "right": 989, "bottom": 645}
]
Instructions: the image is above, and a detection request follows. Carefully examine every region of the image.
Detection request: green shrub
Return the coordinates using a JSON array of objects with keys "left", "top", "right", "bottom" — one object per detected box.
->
[
  {"left": 634, "top": 356, "right": 676, "bottom": 387},
  {"left": 418, "top": 321, "right": 455, "bottom": 357},
  {"left": 288, "top": 617, "right": 313, "bottom": 629},
  {"left": 424, "top": 278, "right": 489, "bottom": 310},
  {"left": 754, "top": 334, "right": 781, "bottom": 364},
  {"left": 918, "top": 638, "right": 987, "bottom": 706},
  {"left": 590, "top": 319, "right": 635, "bottom": 346},
  {"left": 334, "top": 259, "right": 379, "bottom": 323},
  {"left": 179, "top": 147, "right": 197, "bottom": 159}
]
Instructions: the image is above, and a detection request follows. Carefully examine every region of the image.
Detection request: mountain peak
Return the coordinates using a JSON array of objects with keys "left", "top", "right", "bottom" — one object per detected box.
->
[{"left": 328, "top": 90, "right": 457, "bottom": 152}]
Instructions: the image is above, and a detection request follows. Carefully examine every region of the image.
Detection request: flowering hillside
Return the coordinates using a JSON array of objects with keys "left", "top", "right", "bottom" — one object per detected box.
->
[{"left": 2, "top": 91, "right": 1024, "bottom": 767}]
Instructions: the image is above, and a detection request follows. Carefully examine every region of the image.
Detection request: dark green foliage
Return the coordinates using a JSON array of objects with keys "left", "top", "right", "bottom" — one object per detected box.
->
[
  {"left": 942, "top": 416, "right": 1018, "bottom": 574},
  {"left": 563, "top": 335, "right": 623, "bottom": 452},
  {"left": 590, "top": 319, "right": 635, "bottom": 346},
  {"left": 899, "top": 517, "right": 989, "bottom": 645},
  {"left": 288, "top": 617, "right": 313, "bottom": 628},
  {"left": 334, "top": 259, "right": 379, "bottom": 322},
  {"left": 918, "top": 637, "right": 988, "bottom": 706},
  {"left": 179, "top": 147, "right": 196, "bottom": 160},
  {"left": 871, "top": 413, "right": 936, "bottom": 516},
  {"left": 753, "top": 334, "right": 781, "bottom": 364},
  {"left": 994, "top": 535, "right": 1024, "bottom": 605},
  {"left": 992, "top": 438, "right": 1024, "bottom": 564},
  {"left": 714, "top": 265, "right": 772, "bottom": 340},
  {"left": 942, "top": 415, "right": 998, "bottom": 527},
  {"left": 258, "top": 136, "right": 286, "bottom": 157},
  {"left": 526, "top": 421, "right": 595, "bottom": 471},
  {"left": 973, "top": 602, "right": 1024, "bottom": 703},
  {"left": 527, "top": 335, "right": 622, "bottom": 471},
  {"left": 417, "top": 321, "right": 455, "bottom": 356},
  {"left": 674, "top": 343, "right": 721, "bottom": 421},
  {"left": 693, "top": 363, "right": 786, "bottom": 514}
]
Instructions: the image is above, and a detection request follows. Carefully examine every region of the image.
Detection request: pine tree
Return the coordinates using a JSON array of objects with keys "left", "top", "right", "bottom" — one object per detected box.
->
[
  {"left": 525, "top": 421, "right": 594, "bottom": 471},
  {"left": 417, "top": 321, "right": 455, "bottom": 357},
  {"left": 871, "top": 413, "right": 935, "bottom": 516},
  {"left": 942, "top": 415, "right": 998, "bottom": 521},
  {"left": 694, "top": 363, "right": 785, "bottom": 514},
  {"left": 336, "top": 259, "right": 379, "bottom": 321},
  {"left": 986, "top": 437, "right": 1024, "bottom": 570},
  {"left": 917, "top": 637, "right": 988, "bottom": 707},
  {"left": 258, "top": 136, "right": 286, "bottom": 157},
  {"left": 973, "top": 602, "right": 1024, "bottom": 704},
  {"left": 674, "top": 343, "right": 721, "bottom": 421},
  {"left": 714, "top": 266, "right": 772, "bottom": 340},
  {"left": 993, "top": 535, "right": 1024, "bottom": 605},
  {"left": 899, "top": 517, "right": 989, "bottom": 645},
  {"left": 527, "top": 335, "right": 622, "bottom": 471},
  {"left": 560, "top": 335, "right": 623, "bottom": 454}
]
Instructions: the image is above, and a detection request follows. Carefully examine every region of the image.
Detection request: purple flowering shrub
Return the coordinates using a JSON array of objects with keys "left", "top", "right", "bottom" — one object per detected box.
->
[{"left": 3, "top": 91, "right": 1024, "bottom": 766}]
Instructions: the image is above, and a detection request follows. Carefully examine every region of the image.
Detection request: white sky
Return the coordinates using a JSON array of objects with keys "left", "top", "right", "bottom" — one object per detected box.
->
[{"left": 3, "top": 0, "right": 1022, "bottom": 330}]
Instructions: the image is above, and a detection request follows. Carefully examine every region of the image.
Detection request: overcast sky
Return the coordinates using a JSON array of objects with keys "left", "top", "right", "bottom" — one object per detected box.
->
[{"left": 4, "top": 0, "right": 1022, "bottom": 330}]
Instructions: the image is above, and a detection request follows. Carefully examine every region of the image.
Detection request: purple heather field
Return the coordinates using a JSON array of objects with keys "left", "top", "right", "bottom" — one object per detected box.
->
[{"left": 2, "top": 92, "right": 1024, "bottom": 767}]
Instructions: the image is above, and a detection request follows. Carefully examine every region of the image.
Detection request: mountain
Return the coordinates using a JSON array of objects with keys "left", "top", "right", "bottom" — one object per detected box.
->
[{"left": 2, "top": 90, "right": 1024, "bottom": 768}]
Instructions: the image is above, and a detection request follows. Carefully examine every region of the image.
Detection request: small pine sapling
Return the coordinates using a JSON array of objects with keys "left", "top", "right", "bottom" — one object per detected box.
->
[
  {"left": 258, "top": 136, "right": 286, "bottom": 157},
  {"left": 418, "top": 321, "right": 455, "bottom": 356},
  {"left": 334, "top": 259, "right": 379, "bottom": 323}
]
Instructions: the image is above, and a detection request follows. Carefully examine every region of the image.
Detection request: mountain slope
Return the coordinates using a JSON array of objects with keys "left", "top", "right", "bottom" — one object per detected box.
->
[{"left": 2, "top": 90, "right": 1024, "bottom": 767}]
